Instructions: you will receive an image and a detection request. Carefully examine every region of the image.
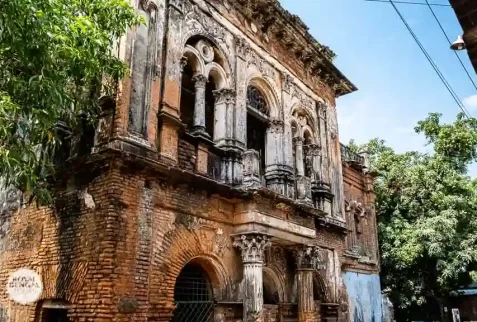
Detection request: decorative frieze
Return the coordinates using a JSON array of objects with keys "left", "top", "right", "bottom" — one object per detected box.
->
[{"left": 268, "top": 119, "right": 284, "bottom": 134}]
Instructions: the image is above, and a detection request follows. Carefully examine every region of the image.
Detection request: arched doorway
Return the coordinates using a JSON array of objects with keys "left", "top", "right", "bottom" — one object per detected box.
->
[{"left": 172, "top": 261, "right": 214, "bottom": 322}]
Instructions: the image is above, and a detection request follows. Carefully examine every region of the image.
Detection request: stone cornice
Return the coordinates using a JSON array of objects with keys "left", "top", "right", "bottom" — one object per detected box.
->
[{"left": 227, "top": 0, "right": 357, "bottom": 97}]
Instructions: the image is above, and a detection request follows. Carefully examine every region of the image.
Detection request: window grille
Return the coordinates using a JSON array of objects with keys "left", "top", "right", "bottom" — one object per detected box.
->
[
  {"left": 247, "top": 86, "right": 269, "bottom": 116},
  {"left": 172, "top": 263, "right": 214, "bottom": 322}
]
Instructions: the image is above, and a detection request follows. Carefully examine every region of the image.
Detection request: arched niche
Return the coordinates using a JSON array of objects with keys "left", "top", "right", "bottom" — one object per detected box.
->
[
  {"left": 262, "top": 267, "right": 287, "bottom": 304},
  {"left": 313, "top": 272, "right": 329, "bottom": 303}
]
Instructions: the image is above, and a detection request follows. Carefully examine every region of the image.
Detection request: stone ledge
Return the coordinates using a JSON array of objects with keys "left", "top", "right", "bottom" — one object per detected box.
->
[{"left": 233, "top": 211, "right": 316, "bottom": 240}]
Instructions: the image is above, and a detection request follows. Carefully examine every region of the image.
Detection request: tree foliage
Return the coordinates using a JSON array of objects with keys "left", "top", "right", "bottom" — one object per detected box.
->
[
  {"left": 355, "top": 112, "right": 477, "bottom": 312},
  {"left": 0, "top": 0, "right": 140, "bottom": 202}
]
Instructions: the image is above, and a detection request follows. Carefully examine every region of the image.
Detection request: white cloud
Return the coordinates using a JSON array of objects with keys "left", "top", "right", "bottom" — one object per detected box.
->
[
  {"left": 463, "top": 95, "right": 477, "bottom": 111},
  {"left": 337, "top": 98, "right": 427, "bottom": 153}
]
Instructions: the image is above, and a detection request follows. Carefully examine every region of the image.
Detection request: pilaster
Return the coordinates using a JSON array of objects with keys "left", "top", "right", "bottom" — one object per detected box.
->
[
  {"left": 213, "top": 88, "right": 237, "bottom": 147},
  {"left": 293, "top": 246, "right": 326, "bottom": 322},
  {"left": 234, "top": 38, "right": 249, "bottom": 150},
  {"left": 157, "top": 0, "right": 186, "bottom": 163},
  {"left": 265, "top": 119, "right": 294, "bottom": 197}
]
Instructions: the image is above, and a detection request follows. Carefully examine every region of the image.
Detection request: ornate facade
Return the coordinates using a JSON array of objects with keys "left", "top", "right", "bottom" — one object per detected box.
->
[{"left": 0, "top": 0, "right": 383, "bottom": 322}]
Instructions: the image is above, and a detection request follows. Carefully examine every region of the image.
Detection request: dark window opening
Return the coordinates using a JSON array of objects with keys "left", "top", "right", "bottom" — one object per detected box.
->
[
  {"left": 41, "top": 308, "right": 70, "bottom": 322},
  {"left": 247, "top": 113, "right": 267, "bottom": 175},
  {"left": 313, "top": 276, "right": 324, "bottom": 302},
  {"left": 263, "top": 281, "right": 279, "bottom": 305},
  {"left": 246, "top": 85, "right": 269, "bottom": 177},
  {"left": 180, "top": 64, "right": 195, "bottom": 129},
  {"left": 205, "top": 76, "right": 216, "bottom": 138}
]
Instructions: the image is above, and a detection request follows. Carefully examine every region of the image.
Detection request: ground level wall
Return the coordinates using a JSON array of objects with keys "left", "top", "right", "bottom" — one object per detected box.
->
[{"left": 343, "top": 272, "right": 385, "bottom": 322}]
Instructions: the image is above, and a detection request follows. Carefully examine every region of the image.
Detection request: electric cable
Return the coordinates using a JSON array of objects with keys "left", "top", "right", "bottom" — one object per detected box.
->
[
  {"left": 424, "top": 0, "right": 477, "bottom": 93},
  {"left": 388, "top": 0, "right": 471, "bottom": 118},
  {"left": 365, "top": 0, "right": 451, "bottom": 7}
]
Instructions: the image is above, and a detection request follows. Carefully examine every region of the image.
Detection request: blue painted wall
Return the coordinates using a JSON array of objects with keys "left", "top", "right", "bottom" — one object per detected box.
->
[{"left": 343, "top": 271, "right": 384, "bottom": 322}]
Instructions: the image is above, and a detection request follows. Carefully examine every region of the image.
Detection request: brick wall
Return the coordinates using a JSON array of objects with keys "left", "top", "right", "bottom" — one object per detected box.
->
[
  {"left": 342, "top": 164, "right": 380, "bottom": 274},
  {"left": 0, "top": 157, "right": 378, "bottom": 321}
]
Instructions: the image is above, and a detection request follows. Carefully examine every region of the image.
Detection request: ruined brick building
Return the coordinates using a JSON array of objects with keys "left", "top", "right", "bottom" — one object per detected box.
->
[{"left": 0, "top": 0, "right": 384, "bottom": 321}]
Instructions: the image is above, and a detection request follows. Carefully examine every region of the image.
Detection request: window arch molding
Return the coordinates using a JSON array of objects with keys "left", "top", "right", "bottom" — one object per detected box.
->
[{"left": 246, "top": 77, "right": 281, "bottom": 120}]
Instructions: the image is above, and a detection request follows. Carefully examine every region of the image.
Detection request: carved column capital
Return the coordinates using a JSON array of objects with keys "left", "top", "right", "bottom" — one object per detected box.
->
[
  {"left": 192, "top": 74, "right": 208, "bottom": 89},
  {"left": 293, "top": 136, "right": 304, "bottom": 145},
  {"left": 233, "top": 234, "right": 271, "bottom": 263},
  {"left": 268, "top": 119, "right": 284, "bottom": 134},
  {"left": 213, "top": 88, "right": 236, "bottom": 104},
  {"left": 293, "top": 245, "right": 326, "bottom": 270},
  {"left": 179, "top": 56, "right": 188, "bottom": 73},
  {"left": 306, "top": 143, "right": 321, "bottom": 156}
]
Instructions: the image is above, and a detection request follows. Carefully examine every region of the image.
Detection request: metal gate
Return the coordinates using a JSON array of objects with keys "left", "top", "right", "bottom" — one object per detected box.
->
[{"left": 172, "top": 262, "right": 214, "bottom": 322}]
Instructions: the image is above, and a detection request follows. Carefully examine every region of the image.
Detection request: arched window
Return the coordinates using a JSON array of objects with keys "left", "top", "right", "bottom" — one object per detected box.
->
[{"left": 247, "top": 86, "right": 269, "bottom": 116}]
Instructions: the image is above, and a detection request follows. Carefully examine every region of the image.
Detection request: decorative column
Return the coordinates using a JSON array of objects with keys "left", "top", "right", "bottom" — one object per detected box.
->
[
  {"left": 294, "top": 137, "right": 304, "bottom": 177},
  {"left": 234, "top": 38, "right": 250, "bottom": 150},
  {"left": 307, "top": 143, "right": 321, "bottom": 182},
  {"left": 265, "top": 120, "right": 293, "bottom": 196},
  {"left": 234, "top": 234, "right": 271, "bottom": 322},
  {"left": 293, "top": 246, "right": 326, "bottom": 322},
  {"left": 191, "top": 74, "right": 209, "bottom": 137},
  {"left": 317, "top": 103, "right": 329, "bottom": 184}
]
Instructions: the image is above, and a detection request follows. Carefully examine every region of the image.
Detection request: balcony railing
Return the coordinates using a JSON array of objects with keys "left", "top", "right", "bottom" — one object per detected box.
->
[{"left": 340, "top": 143, "right": 365, "bottom": 166}]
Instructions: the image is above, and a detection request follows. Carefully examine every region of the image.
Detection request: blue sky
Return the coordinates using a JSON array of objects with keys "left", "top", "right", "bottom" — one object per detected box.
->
[{"left": 280, "top": 0, "right": 477, "bottom": 177}]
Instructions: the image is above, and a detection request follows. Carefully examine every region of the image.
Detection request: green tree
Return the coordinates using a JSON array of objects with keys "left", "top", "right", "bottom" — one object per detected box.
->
[
  {"left": 0, "top": 0, "right": 141, "bottom": 203},
  {"left": 355, "top": 112, "right": 477, "bottom": 318}
]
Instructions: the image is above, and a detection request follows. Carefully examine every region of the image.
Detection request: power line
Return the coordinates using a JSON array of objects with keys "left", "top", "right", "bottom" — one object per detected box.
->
[
  {"left": 365, "top": 0, "right": 451, "bottom": 7},
  {"left": 424, "top": 0, "right": 477, "bottom": 94},
  {"left": 387, "top": 0, "right": 471, "bottom": 118}
]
